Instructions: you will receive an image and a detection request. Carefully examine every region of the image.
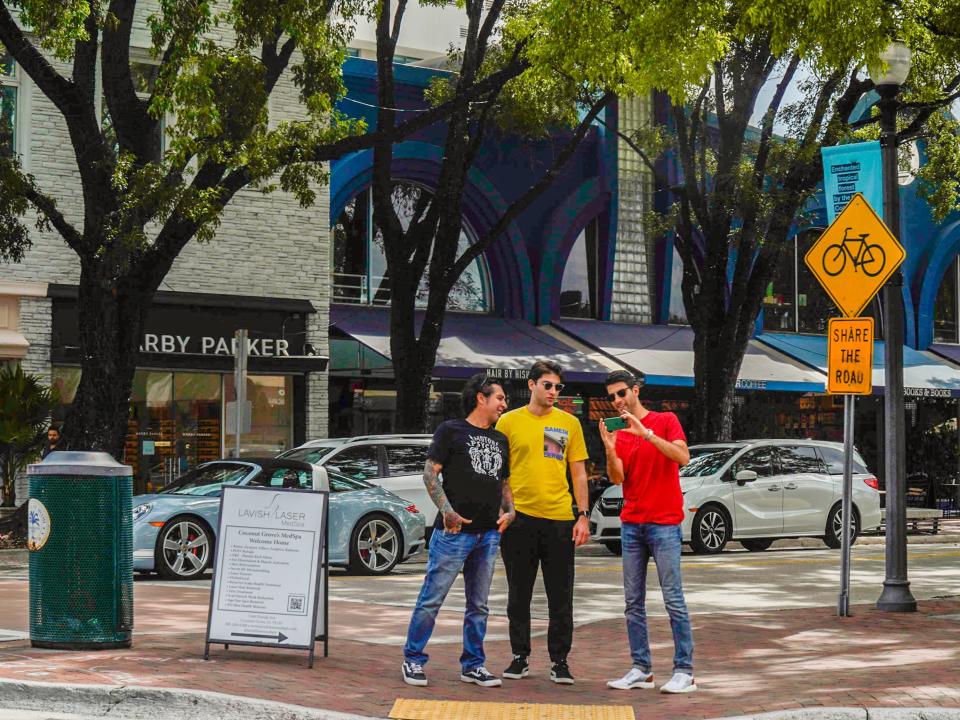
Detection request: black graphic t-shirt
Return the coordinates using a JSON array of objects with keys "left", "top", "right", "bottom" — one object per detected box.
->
[{"left": 427, "top": 419, "right": 510, "bottom": 533}]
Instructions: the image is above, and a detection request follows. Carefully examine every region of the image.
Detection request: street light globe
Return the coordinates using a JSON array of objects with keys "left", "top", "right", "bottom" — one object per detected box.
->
[{"left": 869, "top": 41, "right": 912, "bottom": 87}]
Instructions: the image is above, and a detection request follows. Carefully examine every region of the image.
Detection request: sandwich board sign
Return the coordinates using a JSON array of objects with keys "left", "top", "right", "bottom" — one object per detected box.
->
[{"left": 205, "top": 485, "right": 329, "bottom": 667}]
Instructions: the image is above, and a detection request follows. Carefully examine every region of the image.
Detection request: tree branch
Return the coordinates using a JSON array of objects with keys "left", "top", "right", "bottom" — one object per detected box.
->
[
  {"left": 753, "top": 53, "right": 800, "bottom": 188},
  {"left": 0, "top": 3, "right": 79, "bottom": 118},
  {"left": 20, "top": 180, "right": 83, "bottom": 252}
]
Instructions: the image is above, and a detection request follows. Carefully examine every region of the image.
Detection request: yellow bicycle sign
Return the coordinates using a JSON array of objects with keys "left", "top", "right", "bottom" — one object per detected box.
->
[{"left": 804, "top": 193, "right": 905, "bottom": 318}]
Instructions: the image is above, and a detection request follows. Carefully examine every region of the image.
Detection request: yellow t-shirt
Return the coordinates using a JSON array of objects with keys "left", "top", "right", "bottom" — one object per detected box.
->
[{"left": 495, "top": 406, "right": 589, "bottom": 521}]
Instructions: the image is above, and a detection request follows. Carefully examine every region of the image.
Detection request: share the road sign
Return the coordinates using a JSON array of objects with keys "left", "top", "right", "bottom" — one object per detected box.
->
[
  {"left": 827, "top": 317, "right": 874, "bottom": 395},
  {"left": 804, "top": 193, "right": 905, "bottom": 318}
]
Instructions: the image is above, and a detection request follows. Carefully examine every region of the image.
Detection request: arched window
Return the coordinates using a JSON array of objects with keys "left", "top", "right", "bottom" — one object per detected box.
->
[
  {"left": 332, "top": 183, "right": 492, "bottom": 312},
  {"left": 934, "top": 256, "right": 959, "bottom": 344},
  {"left": 560, "top": 218, "right": 599, "bottom": 318}
]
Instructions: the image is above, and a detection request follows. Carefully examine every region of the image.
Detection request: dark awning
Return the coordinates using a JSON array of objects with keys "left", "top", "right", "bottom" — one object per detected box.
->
[
  {"left": 330, "top": 305, "right": 622, "bottom": 382},
  {"left": 554, "top": 319, "right": 826, "bottom": 393},
  {"left": 762, "top": 334, "right": 960, "bottom": 398}
]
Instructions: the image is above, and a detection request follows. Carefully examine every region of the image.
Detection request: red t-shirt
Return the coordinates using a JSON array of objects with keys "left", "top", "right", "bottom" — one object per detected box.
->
[{"left": 615, "top": 410, "right": 687, "bottom": 525}]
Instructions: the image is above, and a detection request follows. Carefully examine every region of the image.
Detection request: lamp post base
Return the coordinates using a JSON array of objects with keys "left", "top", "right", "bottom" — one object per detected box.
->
[{"left": 877, "top": 581, "right": 917, "bottom": 612}]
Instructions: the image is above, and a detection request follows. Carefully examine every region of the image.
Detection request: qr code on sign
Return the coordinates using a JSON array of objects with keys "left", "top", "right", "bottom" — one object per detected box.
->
[{"left": 287, "top": 594, "right": 306, "bottom": 614}]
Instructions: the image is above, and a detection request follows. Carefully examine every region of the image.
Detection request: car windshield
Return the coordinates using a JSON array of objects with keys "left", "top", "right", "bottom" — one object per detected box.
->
[
  {"left": 280, "top": 446, "right": 339, "bottom": 464},
  {"left": 680, "top": 448, "right": 739, "bottom": 477},
  {"left": 328, "top": 470, "right": 373, "bottom": 493},
  {"left": 161, "top": 463, "right": 251, "bottom": 496}
]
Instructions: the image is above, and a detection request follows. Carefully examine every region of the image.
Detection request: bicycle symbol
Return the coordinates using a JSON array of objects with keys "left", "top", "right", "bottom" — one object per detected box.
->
[{"left": 821, "top": 227, "right": 887, "bottom": 277}]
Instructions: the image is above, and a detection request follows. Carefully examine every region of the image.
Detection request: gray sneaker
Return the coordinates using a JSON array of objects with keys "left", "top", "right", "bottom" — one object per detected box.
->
[
  {"left": 607, "top": 667, "right": 655, "bottom": 690},
  {"left": 660, "top": 672, "right": 697, "bottom": 694}
]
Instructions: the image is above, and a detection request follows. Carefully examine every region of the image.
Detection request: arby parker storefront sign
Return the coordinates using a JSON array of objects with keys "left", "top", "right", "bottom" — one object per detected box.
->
[
  {"left": 138, "top": 333, "right": 294, "bottom": 357},
  {"left": 50, "top": 285, "right": 320, "bottom": 367}
]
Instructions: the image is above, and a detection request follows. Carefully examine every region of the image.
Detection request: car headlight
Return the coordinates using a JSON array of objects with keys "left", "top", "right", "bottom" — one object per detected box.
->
[{"left": 132, "top": 503, "right": 153, "bottom": 522}]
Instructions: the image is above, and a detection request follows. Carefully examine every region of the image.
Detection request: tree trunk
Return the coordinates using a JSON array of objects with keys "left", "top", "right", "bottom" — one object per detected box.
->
[
  {"left": 1, "top": 455, "right": 17, "bottom": 508},
  {"left": 61, "top": 264, "right": 148, "bottom": 459},
  {"left": 691, "top": 324, "right": 751, "bottom": 443}
]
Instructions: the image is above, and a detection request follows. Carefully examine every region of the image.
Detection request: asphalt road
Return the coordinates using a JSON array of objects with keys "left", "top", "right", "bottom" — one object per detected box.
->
[
  {"left": 3, "top": 541, "right": 958, "bottom": 622},
  {"left": 317, "top": 541, "right": 960, "bottom": 622}
]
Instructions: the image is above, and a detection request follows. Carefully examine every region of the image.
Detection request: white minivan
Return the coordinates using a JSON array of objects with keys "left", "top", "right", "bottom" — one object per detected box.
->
[{"left": 589, "top": 440, "right": 882, "bottom": 554}]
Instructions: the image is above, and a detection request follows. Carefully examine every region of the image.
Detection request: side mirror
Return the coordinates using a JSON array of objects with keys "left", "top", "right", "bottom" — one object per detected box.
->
[{"left": 735, "top": 470, "right": 758, "bottom": 485}]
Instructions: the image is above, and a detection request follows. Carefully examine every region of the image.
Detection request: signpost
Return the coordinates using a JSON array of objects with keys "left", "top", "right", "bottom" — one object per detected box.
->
[
  {"left": 204, "top": 486, "right": 329, "bottom": 667},
  {"left": 805, "top": 191, "right": 905, "bottom": 617}
]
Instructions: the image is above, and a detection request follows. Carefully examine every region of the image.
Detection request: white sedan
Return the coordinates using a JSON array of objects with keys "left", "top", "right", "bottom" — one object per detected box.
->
[{"left": 589, "top": 440, "right": 882, "bottom": 554}]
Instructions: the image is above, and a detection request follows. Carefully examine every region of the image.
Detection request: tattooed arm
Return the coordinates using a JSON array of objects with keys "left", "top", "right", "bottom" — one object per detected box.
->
[
  {"left": 423, "top": 459, "right": 471, "bottom": 533},
  {"left": 497, "top": 479, "right": 516, "bottom": 533}
]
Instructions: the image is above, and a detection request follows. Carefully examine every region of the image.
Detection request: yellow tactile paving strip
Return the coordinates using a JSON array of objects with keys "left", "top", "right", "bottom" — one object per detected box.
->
[{"left": 389, "top": 699, "right": 636, "bottom": 720}]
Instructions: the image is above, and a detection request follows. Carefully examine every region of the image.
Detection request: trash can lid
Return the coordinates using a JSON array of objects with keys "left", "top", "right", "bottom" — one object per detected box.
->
[{"left": 28, "top": 451, "right": 133, "bottom": 477}]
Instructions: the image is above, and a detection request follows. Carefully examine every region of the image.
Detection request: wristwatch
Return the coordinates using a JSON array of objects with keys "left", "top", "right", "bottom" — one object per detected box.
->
[
  {"left": 644, "top": 428, "right": 655, "bottom": 441},
  {"left": 578, "top": 510, "right": 589, "bottom": 519}
]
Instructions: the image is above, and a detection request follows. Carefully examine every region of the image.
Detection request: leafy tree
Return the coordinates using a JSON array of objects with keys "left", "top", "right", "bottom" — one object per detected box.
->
[
  {"left": 583, "top": 0, "right": 960, "bottom": 441},
  {"left": 0, "top": 364, "right": 58, "bottom": 507},
  {"left": 0, "top": 0, "right": 512, "bottom": 456},
  {"left": 370, "top": 0, "right": 723, "bottom": 431}
]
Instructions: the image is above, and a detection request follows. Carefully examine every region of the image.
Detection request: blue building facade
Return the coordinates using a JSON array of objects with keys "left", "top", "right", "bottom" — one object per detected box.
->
[{"left": 326, "top": 61, "right": 960, "bottom": 492}]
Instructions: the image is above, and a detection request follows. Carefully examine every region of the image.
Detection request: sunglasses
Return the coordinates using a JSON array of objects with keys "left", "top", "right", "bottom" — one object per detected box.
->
[
  {"left": 537, "top": 380, "right": 565, "bottom": 393},
  {"left": 606, "top": 388, "right": 632, "bottom": 402}
]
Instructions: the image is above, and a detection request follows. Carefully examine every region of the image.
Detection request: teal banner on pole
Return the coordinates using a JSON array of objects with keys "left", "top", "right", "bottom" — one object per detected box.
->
[{"left": 821, "top": 141, "right": 883, "bottom": 224}]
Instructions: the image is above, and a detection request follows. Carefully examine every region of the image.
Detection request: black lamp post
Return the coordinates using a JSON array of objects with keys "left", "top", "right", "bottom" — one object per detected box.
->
[{"left": 870, "top": 41, "right": 918, "bottom": 612}]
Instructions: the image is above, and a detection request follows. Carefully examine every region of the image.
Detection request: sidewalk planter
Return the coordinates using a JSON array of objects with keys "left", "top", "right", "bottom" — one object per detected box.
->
[{"left": 27, "top": 451, "right": 133, "bottom": 649}]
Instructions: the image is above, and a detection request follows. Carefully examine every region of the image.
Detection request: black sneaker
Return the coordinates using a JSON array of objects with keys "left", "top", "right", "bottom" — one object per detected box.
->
[
  {"left": 503, "top": 655, "right": 529, "bottom": 679},
  {"left": 461, "top": 666, "right": 502, "bottom": 687},
  {"left": 550, "top": 659, "right": 574, "bottom": 685},
  {"left": 402, "top": 660, "right": 428, "bottom": 686}
]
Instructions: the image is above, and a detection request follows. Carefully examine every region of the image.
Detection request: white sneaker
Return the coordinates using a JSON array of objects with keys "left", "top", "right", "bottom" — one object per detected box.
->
[
  {"left": 660, "top": 672, "right": 697, "bottom": 694},
  {"left": 607, "top": 667, "right": 655, "bottom": 690}
]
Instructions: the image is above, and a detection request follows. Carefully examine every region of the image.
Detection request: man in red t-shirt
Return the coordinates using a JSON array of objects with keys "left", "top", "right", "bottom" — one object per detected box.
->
[{"left": 598, "top": 370, "right": 697, "bottom": 695}]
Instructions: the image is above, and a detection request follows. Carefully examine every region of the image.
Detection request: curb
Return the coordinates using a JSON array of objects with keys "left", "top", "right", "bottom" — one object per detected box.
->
[
  {"left": 712, "top": 709, "right": 960, "bottom": 720},
  {"left": 0, "top": 679, "right": 383, "bottom": 720}
]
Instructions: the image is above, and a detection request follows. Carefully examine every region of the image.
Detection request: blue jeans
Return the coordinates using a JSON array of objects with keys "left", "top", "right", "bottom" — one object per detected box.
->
[
  {"left": 403, "top": 528, "right": 501, "bottom": 672},
  {"left": 621, "top": 522, "right": 694, "bottom": 674}
]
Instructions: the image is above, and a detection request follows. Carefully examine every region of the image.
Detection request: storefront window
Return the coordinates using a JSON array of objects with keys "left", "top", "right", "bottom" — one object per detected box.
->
[
  {"left": 174, "top": 372, "right": 222, "bottom": 471},
  {"left": 224, "top": 374, "right": 294, "bottom": 456},
  {"left": 128, "top": 371, "right": 175, "bottom": 492},
  {"left": 332, "top": 183, "right": 492, "bottom": 312},
  {"left": 762, "top": 241, "right": 798, "bottom": 332},
  {"left": 1, "top": 53, "right": 17, "bottom": 157},
  {"left": 52, "top": 368, "right": 295, "bottom": 493},
  {"left": 934, "top": 256, "right": 959, "bottom": 344},
  {"left": 560, "top": 219, "right": 599, "bottom": 318},
  {"left": 759, "top": 230, "right": 843, "bottom": 335}
]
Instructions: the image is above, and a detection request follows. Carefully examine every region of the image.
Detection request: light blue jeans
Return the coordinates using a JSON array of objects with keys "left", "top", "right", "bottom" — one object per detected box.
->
[
  {"left": 621, "top": 522, "right": 694, "bottom": 674},
  {"left": 403, "top": 528, "right": 501, "bottom": 672}
]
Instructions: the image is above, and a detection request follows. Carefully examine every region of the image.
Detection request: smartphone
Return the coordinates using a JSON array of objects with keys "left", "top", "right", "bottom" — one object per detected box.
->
[{"left": 603, "top": 416, "right": 628, "bottom": 432}]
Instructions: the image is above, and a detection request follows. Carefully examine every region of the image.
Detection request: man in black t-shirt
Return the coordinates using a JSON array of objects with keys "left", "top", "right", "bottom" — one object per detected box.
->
[{"left": 402, "top": 373, "right": 514, "bottom": 688}]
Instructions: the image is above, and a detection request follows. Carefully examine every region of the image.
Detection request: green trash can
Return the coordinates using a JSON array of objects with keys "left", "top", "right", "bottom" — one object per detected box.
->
[{"left": 27, "top": 451, "right": 133, "bottom": 649}]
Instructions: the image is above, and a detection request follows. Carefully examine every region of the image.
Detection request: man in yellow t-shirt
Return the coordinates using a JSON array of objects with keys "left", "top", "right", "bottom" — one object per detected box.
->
[{"left": 495, "top": 359, "right": 590, "bottom": 685}]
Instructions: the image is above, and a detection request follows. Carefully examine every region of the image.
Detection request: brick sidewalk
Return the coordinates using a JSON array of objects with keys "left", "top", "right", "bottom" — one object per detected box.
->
[{"left": 0, "top": 580, "right": 959, "bottom": 719}]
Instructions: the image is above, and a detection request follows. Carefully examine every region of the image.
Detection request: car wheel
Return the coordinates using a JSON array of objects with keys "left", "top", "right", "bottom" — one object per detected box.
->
[
  {"left": 155, "top": 516, "right": 213, "bottom": 580},
  {"left": 690, "top": 505, "right": 730, "bottom": 554},
  {"left": 823, "top": 503, "right": 859, "bottom": 549},
  {"left": 741, "top": 538, "right": 773, "bottom": 552},
  {"left": 349, "top": 514, "right": 403, "bottom": 576},
  {"left": 601, "top": 540, "right": 622, "bottom": 556}
]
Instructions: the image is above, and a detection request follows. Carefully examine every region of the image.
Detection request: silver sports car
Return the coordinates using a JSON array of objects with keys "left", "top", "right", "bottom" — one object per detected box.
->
[{"left": 132, "top": 458, "right": 425, "bottom": 579}]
